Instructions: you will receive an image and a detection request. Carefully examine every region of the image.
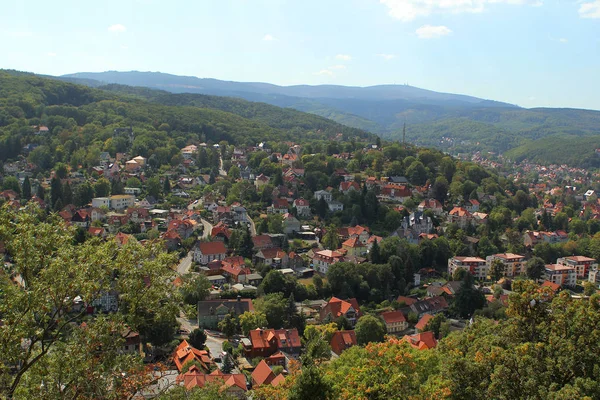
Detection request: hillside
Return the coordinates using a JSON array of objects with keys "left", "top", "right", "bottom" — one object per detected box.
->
[
  {"left": 0, "top": 71, "right": 374, "bottom": 164},
  {"left": 59, "top": 71, "right": 600, "bottom": 167}
]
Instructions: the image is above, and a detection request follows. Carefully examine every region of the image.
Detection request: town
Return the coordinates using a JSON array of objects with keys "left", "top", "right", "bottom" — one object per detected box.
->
[{"left": 3, "top": 125, "right": 600, "bottom": 398}]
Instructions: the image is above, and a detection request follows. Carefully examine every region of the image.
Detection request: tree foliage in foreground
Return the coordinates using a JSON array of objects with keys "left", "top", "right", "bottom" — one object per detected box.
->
[
  {"left": 252, "top": 281, "right": 600, "bottom": 400},
  {"left": 0, "top": 205, "right": 178, "bottom": 399}
]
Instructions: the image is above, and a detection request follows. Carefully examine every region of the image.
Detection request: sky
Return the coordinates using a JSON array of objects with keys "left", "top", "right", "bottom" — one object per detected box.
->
[{"left": 1, "top": 0, "right": 600, "bottom": 110}]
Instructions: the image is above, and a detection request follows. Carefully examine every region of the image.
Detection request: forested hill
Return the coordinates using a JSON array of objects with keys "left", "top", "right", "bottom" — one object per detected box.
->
[
  {"left": 0, "top": 71, "right": 375, "bottom": 164},
  {"left": 60, "top": 70, "right": 600, "bottom": 167}
]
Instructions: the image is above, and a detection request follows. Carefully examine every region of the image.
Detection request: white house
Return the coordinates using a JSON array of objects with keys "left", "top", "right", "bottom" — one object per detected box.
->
[
  {"left": 314, "top": 190, "right": 332, "bottom": 203},
  {"left": 194, "top": 241, "right": 227, "bottom": 265}
]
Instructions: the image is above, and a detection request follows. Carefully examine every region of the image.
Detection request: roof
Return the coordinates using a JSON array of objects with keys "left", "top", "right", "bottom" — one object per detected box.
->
[
  {"left": 314, "top": 249, "right": 344, "bottom": 259},
  {"left": 541, "top": 280, "right": 561, "bottom": 292},
  {"left": 453, "top": 256, "right": 486, "bottom": 263},
  {"left": 402, "top": 331, "right": 437, "bottom": 350},
  {"left": 545, "top": 263, "right": 575, "bottom": 272},
  {"left": 173, "top": 340, "right": 213, "bottom": 372},
  {"left": 320, "top": 297, "right": 361, "bottom": 320},
  {"left": 330, "top": 330, "right": 357, "bottom": 355},
  {"left": 197, "top": 241, "right": 227, "bottom": 255},
  {"left": 564, "top": 256, "right": 595, "bottom": 263},
  {"left": 415, "top": 314, "right": 434, "bottom": 331},
  {"left": 248, "top": 328, "right": 301, "bottom": 351},
  {"left": 252, "top": 360, "right": 275, "bottom": 386},
  {"left": 396, "top": 296, "right": 418, "bottom": 306},
  {"left": 493, "top": 253, "right": 525, "bottom": 261},
  {"left": 177, "top": 367, "right": 247, "bottom": 391},
  {"left": 342, "top": 236, "right": 365, "bottom": 248},
  {"left": 271, "top": 374, "right": 286, "bottom": 387},
  {"left": 381, "top": 310, "right": 407, "bottom": 324},
  {"left": 197, "top": 299, "right": 254, "bottom": 317}
]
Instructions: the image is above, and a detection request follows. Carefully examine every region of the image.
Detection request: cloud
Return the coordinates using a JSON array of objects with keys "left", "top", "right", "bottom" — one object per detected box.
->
[
  {"left": 314, "top": 69, "right": 334, "bottom": 76},
  {"left": 579, "top": 0, "right": 600, "bottom": 18},
  {"left": 380, "top": 0, "right": 542, "bottom": 22},
  {"left": 329, "top": 65, "right": 346, "bottom": 70},
  {"left": 46, "top": 52, "right": 57, "bottom": 57},
  {"left": 108, "top": 24, "right": 127, "bottom": 33},
  {"left": 263, "top": 34, "right": 276, "bottom": 41},
  {"left": 9, "top": 31, "right": 34, "bottom": 38},
  {"left": 377, "top": 53, "right": 397, "bottom": 60},
  {"left": 416, "top": 25, "right": 452, "bottom": 39},
  {"left": 335, "top": 54, "right": 352, "bottom": 61},
  {"left": 558, "top": 38, "right": 568, "bottom": 43},
  {"left": 121, "top": 45, "right": 129, "bottom": 49}
]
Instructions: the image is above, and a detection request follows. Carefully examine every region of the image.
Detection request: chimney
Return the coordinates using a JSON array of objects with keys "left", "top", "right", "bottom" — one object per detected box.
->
[{"left": 237, "top": 295, "right": 241, "bottom": 302}]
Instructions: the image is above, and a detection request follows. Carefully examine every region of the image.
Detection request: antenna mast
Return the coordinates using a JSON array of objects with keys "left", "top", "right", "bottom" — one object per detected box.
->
[{"left": 402, "top": 121, "right": 406, "bottom": 147}]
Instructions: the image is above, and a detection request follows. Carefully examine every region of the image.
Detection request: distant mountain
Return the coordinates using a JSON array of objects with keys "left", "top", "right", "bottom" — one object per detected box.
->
[{"left": 60, "top": 71, "right": 600, "bottom": 167}]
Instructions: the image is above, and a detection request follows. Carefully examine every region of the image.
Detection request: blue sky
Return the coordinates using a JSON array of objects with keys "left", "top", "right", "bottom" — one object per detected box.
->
[{"left": 1, "top": 0, "right": 599, "bottom": 109}]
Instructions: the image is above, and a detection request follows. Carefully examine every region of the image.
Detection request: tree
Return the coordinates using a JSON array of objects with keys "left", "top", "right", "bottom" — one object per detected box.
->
[
  {"left": 126, "top": 177, "right": 142, "bottom": 188},
  {"left": 163, "top": 176, "right": 171, "bottom": 194},
  {"left": 452, "top": 267, "right": 468, "bottom": 281},
  {"left": 74, "top": 182, "right": 94, "bottom": 207},
  {"left": 289, "top": 366, "right": 333, "bottom": 400},
  {"left": 221, "top": 353, "right": 234, "bottom": 374},
  {"left": 240, "top": 224, "right": 254, "bottom": 259},
  {"left": 94, "top": 178, "right": 111, "bottom": 198},
  {"left": 146, "top": 177, "right": 161, "bottom": 199},
  {"left": 62, "top": 181, "right": 73, "bottom": 205},
  {"left": 421, "top": 314, "right": 447, "bottom": 338},
  {"left": 452, "top": 272, "right": 486, "bottom": 318},
  {"left": 369, "top": 239, "right": 381, "bottom": 264},
  {"left": 489, "top": 259, "right": 504, "bottom": 282},
  {"left": 525, "top": 256, "right": 545, "bottom": 280},
  {"left": 50, "top": 176, "right": 62, "bottom": 210},
  {"left": 21, "top": 176, "right": 31, "bottom": 200},
  {"left": 36, "top": 182, "right": 45, "bottom": 200},
  {"left": 321, "top": 226, "right": 340, "bottom": 250},
  {"left": 254, "top": 293, "right": 287, "bottom": 328},
  {"left": 354, "top": 315, "right": 386, "bottom": 345},
  {"left": 583, "top": 281, "right": 597, "bottom": 296},
  {"left": 316, "top": 197, "right": 329, "bottom": 219},
  {"left": 0, "top": 206, "right": 178, "bottom": 399},
  {"left": 189, "top": 329, "right": 207, "bottom": 349},
  {"left": 239, "top": 311, "right": 268, "bottom": 336},
  {"left": 218, "top": 313, "right": 238, "bottom": 338},
  {"left": 181, "top": 274, "right": 211, "bottom": 305}
]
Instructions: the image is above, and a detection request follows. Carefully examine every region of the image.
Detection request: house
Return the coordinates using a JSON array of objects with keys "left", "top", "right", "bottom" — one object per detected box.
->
[
  {"left": 320, "top": 297, "right": 361, "bottom": 327},
  {"left": 244, "top": 328, "right": 301, "bottom": 358},
  {"left": 418, "top": 199, "right": 444, "bottom": 215},
  {"left": 88, "top": 226, "right": 106, "bottom": 238},
  {"left": 314, "top": 190, "right": 333, "bottom": 203},
  {"left": 282, "top": 213, "right": 300, "bottom": 235},
  {"left": 485, "top": 253, "right": 526, "bottom": 278},
  {"left": 173, "top": 340, "right": 214, "bottom": 373},
  {"left": 338, "top": 225, "right": 371, "bottom": 244},
  {"left": 330, "top": 330, "right": 358, "bottom": 355},
  {"left": 292, "top": 198, "right": 311, "bottom": 218},
  {"left": 168, "top": 219, "right": 195, "bottom": 239},
  {"left": 544, "top": 264, "right": 577, "bottom": 288},
  {"left": 221, "top": 256, "right": 251, "bottom": 283},
  {"left": 252, "top": 234, "right": 274, "bottom": 250},
  {"left": 465, "top": 199, "right": 480, "bottom": 213},
  {"left": 207, "top": 275, "right": 227, "bottom": 286},
  {"left": 448, "top": 207, "right": 472, "bottom": 228},
  {"left": 448, "top": 256, "right": 488, "bottom": 280},
  {"left": 402, "top": 331, "right": 437, "bottom": 350},
  {"left": 407, "top": 296, "right": 449, "bottom": 317},
  {"left": 194, "top": 241, "right": 227, "bottom": 265},
  {"left": 211, "top": 222, "right": 232, "bottom": 242},
  {"left": 339, "top": 181, "right": 360, "bottom": 193},
  {"left": 92, "top": 195, "right": 135, "bottom": 210},
  {"left": 312, "top": 249, "right": 344, "bottom": 274},
  {"left": 270, "top": 198, "right": 289, "bottom": 214},
  {"left": 381, "top": 311, "right": 408, "bottom": 333},
  {"left": 162, "top": 230, "right": 182, "bottom": 251},
  {"left": 379, "top": 184, "right": 411, "bottom": 202},
  {"left": 255, "top": 248, "right": 288, "bottom": 268},
  {"left": 176, "top": 367, "right": 247, "bottom": 398},
  {"left": 255, "top": 174, "right": 270, "bottom": 189},
  {"left": 414, "top": 314, "right": 434, "bottom": 331},
  {"left": 341, "top": 236, "right": 367, "bottom": 257},
  {"left": 328, "top": 201, "right": 344, "bottom": 212},
  {"left": 197, "top": 298, "right": 254, "bottom": 330},
  {"left": 557, "top": 256, "right": 597, "bottom": 278},
  {"left": 251, "top": 360, "right": 275, "bottom": 387}
]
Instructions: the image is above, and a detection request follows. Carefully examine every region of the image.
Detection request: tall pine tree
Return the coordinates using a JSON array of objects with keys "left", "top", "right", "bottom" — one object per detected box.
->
[
  {"left": 21, "top": 176, "right": 31, "bottom": 200},
  {"left": 50, "top": 177, "right": 62, "bottom": 211},
  {"left": 163, "top": 176, "right": 171, "bottom": 194}
]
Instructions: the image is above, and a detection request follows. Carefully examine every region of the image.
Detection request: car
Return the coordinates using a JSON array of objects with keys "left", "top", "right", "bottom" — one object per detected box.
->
[{"left": 177, "top": 329, "right": 190, "bottom": 335}]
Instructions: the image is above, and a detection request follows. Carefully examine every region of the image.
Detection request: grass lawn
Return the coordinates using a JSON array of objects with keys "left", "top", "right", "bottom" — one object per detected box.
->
[{"left": 298, "top": 277, "right": 327, "bottom": 286}]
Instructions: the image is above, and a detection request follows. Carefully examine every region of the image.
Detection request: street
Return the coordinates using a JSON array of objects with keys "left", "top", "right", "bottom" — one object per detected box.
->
[
  {"left": 176, "top": 252, "right": 192, "bottom": 275},
  {"left": 200, "top": 218, "right": 213, "bottom": 239}
]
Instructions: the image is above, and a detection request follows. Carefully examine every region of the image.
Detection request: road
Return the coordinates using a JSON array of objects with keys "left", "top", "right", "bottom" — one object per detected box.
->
[
  {"left": 200, "top": 218, "right": 213, "bottom": 239},
  {"left": 248, "top": 217, "right": 256, "bottom": 236},
  {"left": 176, "top": 252, "right": 192, "bottom": 275},
  {"left": 219, "top": 156, "right": 227, "bottom": 177}
]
